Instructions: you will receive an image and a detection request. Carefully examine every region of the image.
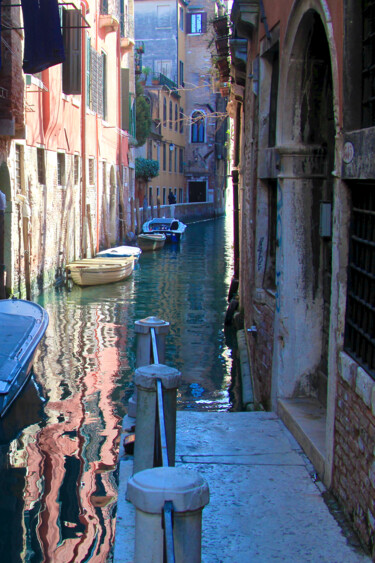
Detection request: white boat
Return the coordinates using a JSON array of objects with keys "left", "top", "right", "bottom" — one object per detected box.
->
[
  {"left": 0, "top": 298, "right": 49, "bottom": 417},
  {"left": 142, "top": 217, "right": 187, "bottom": 242},
  {"left": 137, "top": 233, "right": 166, "bottom": 251},
  {"left": 96, "top": 245, "right": 142, "bottom": 262},
  {"left": 66, "top": 257, "right": 135, "bottom": 287}
]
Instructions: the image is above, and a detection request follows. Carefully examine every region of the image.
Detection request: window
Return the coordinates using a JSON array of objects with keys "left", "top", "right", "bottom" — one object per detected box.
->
[
  {"left": 191, "top": 110, "right": 205, "bottom": 143},
  {"left": 57, "top": 153, "right": 66, "bottom": 186},
  {"left": 74, "top": 155, "right": 79, "bottom": 185},
  {"left": 169, "top": 146, "right": 172, "bottom": 172},
  {"left": 179, "top": 188, "right": 183, "bottom": 203},
  {"left": 100, "top": 0, "right": 108, "bottom": 14},
  {"left": 186, "top": 12, "right": 207, "bottom": 34},
  {"left": 155, "top": 60, "right": 172, "bottom": 78},
  {"left": 179, "top": 61, "right": 184, "bottom": 86},
  {"left": 179, "top": 107, "right": 184, "bottom": 133},
  {"left": 179, "top": 148, "right": 184, "bottom": 173},
  {"left": 169, "top": 101, "right": 173, "bottom": 129},
  {"left": 157, "top": 5, "right": 171, "bottom": 28},
  {"left": 88, "top": 157, "right": 95, "bottom": 185},
  {"left": 179, "top": 6, "right": 184, "bottom": 31},
  {"left": 344, "top": 183, "right": 375, "bottom": 379},
  {"left": 149, "top": 186, "right": 153, "bottom": 204},
  {"left": 37, "top": 148, "right": 46, "bottom": 185},
  {"left": 62, "top": 8, "right": 82, "bottom": 95},
  {"left": 163, "top": 97, "right": 167, "bottom": 127},
  {"left": 147, "top": 140, "right": 153, "bottom": 160},
  {"left": 162, "top": 187, "right": 166, "bottom": 204},
  {"left": 174, "top": 147, "right": 177, "bottom": 172},
  {"left": 163, "top": 143, "right": 166, "bottom": 170},
  {"left": 175, "top": 104, "right": 178, "bottom": 131}
]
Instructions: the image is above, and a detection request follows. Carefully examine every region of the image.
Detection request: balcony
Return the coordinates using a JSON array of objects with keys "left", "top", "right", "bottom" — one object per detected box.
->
[{"left": 99, "top": 14, "right": 119, "bottom": 33}]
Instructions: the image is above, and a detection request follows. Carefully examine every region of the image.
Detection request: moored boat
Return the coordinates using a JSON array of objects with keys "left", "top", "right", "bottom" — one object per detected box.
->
[
  {"left": 142, "top": 217, "right": 187, "bottom": 242},
  {"left": 0, "top": 298, "right": 49, "bottom": 417},
  {"left": 66, "top": 257, "right": 135, "bottom": 287},
  {"left": 137, "top": 233, "right": 166, "bottom": 251},
  {"left": 96, "top": 245, "right": 142, "bottom": 262}
]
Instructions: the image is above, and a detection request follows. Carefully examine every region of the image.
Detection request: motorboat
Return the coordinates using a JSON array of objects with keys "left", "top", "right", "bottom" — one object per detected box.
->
[
  {"left": 96, "top": 245, "right": 142, "bottom": 262},
  {"left": 137, "top": 233, "right": 166, "bottom": 251},
  {"left": 66, "top": 257, "right": 135, "bottom": 287},
  {"left": 142, "top": 217, "right": 187, "bottom": 242},
  {"left": 0, "top": 298, "right": 49, "bottom": 418}
]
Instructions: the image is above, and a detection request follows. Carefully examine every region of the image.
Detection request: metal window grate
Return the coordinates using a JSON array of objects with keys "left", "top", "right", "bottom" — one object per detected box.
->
[
  {"left": 362, "top": 0, "right": 375, "bottom": 127},
  {"left": 344, "top": 183, "right": 375, "bottom": 378}
]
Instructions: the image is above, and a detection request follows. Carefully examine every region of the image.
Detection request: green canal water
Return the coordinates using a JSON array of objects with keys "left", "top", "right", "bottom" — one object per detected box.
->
[{"left": 0, "top": 215, "right": 237, "bottom": 562}]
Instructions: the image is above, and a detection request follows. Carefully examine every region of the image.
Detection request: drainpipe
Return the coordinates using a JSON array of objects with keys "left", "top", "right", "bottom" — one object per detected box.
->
[
  {"left": 117, "top": 23, "right": 123, "bottom": 242},
  {"left": 0, "top": 191, "right": 6, "bottom": 299},
  {"left": 95, "top": 2, "right": 100, "bottom": 253},
  {"left": 81, "top": 0, "right": 89, "bottom": 257}
]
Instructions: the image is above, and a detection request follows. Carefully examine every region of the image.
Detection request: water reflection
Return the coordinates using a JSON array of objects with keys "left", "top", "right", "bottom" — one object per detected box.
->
[{"left": 0, "top": 216, "right": 234, "bottom": 562}]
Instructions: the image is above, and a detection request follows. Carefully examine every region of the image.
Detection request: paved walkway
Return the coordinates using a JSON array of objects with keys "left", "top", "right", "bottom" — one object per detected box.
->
[{"left": 113, "top": 411, "right": 370, "bottom": 562}]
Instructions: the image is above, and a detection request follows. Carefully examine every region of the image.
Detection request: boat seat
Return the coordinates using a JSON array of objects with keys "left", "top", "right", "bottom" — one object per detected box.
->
[{"left": 0, "top": 312, "right": 36, "bottom": 357}]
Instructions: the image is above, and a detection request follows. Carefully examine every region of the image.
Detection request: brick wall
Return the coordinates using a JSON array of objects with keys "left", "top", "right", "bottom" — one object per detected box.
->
[{"left": 333, "top": 366, "right": 375, "bottom": 555}]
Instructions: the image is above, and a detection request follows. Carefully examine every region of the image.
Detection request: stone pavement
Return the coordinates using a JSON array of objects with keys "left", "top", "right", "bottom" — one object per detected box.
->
[{"left": 113, "top": 411, "right": 370, "bottom": 562}]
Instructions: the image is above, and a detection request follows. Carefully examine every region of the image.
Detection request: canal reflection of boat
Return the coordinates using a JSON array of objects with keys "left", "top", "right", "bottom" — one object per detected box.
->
[
  {"left": 137, "top": 233, "right": 166, "bottom": 251},
  {"left": 142, "top": 217, "right": 187, "bottom": 242},
  {"left": 0, "top": 377, "right": 44, "bottom": 444},
  {"left": 66, "top": 257, "right": 135, "bottom": 287},
  {"left": 0, "top": 298, "right": 49, "bottom": 418},
  {"left": 96, "top": 245, "right": 142, "bottom": 262}
]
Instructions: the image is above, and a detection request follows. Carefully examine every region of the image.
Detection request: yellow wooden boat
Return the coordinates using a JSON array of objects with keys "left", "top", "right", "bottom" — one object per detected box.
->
[{"left": 66, "top": 257, "right": 135, "bottom": 287}]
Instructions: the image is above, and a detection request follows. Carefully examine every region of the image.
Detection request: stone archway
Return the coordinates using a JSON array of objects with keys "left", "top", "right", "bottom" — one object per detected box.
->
[{"left": 272, "top": 2, "right": 339, "bottom": 478}]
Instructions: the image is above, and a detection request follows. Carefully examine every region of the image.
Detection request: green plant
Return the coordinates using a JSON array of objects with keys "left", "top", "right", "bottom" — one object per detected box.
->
[{"left": 135, "top": 157, "right": 159, "bottom": 182}]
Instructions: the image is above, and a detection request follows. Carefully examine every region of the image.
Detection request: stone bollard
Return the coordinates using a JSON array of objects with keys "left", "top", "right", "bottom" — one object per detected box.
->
[
  {"left": 127, "top": 316, "right": 170, "bottom": 418},
  {"left": 127, "top": 466, "right": 209, "bottom": 563},
  {"left": 133, "top": 363, "right": 181, "bottom": 474}
]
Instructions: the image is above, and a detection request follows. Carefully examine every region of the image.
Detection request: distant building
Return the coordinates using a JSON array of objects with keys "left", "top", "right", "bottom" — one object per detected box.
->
[{"left": 134, "top": 0, "right": 228, "bottom": 215}]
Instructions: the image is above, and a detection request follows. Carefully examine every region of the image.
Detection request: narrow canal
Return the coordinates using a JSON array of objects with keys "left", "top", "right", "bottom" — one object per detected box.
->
[{"left": 0, "top": 215, "right": 237, "bottom": 562}]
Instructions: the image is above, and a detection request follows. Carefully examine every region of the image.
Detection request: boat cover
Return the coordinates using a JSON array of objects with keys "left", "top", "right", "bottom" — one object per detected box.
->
[{"left": 0, "top": 312, "right": 36, "bottom": 357}]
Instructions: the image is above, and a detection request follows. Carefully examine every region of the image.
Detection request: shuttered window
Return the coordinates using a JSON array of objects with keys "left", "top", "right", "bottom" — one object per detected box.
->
[{"left": 62, "top": 8, "right": 82, "bottom": 95}]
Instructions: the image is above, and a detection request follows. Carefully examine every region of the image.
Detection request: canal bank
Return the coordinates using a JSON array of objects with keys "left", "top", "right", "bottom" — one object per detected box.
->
[{"left": 114, "top": 411, "right": 370, "bottom": 562}]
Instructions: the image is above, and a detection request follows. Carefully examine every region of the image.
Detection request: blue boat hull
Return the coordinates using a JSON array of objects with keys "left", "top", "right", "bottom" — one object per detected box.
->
[{"left": 0, "top": 299, "right": 49, "bottom": 417}]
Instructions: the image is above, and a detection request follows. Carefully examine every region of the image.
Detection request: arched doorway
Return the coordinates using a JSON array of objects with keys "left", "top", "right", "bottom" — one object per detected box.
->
[{"left": 273, "top": 4, "right": 338, "bottom": 479}]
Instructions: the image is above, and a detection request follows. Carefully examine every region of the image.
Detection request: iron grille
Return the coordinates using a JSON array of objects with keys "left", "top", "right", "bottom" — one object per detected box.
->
[
  {"left": 344, "top": 183, "right": 375, "bottom": 378},
  {"left": 362, "top": 0, "right": 375, "bottom": 127}
]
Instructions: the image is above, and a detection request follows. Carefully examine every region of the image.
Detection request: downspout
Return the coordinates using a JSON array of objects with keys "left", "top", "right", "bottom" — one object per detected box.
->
[
  {"left": 258, "top": 0, "right": 271, "bottom": 41},
  {"left": 117, "top": 24, "right": 123, "bottom": 241},
  {"left": 81, "top": 0, "right": 89, "bottom": 257}
]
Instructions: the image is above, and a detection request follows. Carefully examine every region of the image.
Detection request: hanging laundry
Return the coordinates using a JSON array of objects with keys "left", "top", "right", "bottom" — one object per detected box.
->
[{"left": 21, "top": 0, "right": 65, "bottom": 74}]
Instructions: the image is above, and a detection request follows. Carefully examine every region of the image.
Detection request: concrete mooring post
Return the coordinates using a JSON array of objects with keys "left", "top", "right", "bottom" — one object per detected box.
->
[
  {"left": 127, "top": 466, "right": 209, "bottom": 563},
  {"left": 127, "top": 316, "right": 170, "bottom": 418},
  {"left": 132, "top": 363, "right": 181, "bottom": 475}
]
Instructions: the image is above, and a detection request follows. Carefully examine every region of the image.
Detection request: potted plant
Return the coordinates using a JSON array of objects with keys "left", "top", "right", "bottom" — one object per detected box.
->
[
  {"left": 151, "top": 73, "right": 160, "bottom": 85},
  {"left": 141, "top": 66, "right": 151, "bottom": 85}
]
